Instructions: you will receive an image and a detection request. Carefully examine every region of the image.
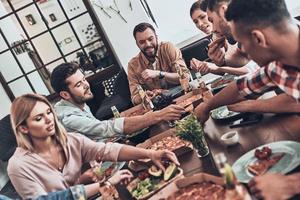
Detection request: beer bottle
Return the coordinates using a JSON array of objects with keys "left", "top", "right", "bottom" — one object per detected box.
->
[
  {"left": 111, "top": 106, "right": 121, "bottom": 118},
  {"left": 137, "top": 85, "right": 154, "bottom": 110},
  {"left": 175, "top": 64, "right": 190, "bottom": 93},
  {"left": 214, "top": 152, "right": 246, "bottom": 200}
]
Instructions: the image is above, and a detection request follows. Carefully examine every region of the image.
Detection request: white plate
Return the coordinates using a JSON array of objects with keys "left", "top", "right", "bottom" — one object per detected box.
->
[{"left": 232, "top": 141, "right": 300, "bottom": 183}]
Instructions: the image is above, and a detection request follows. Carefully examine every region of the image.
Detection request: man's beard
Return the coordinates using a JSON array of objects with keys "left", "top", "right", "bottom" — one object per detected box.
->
[
  {"left": 141, "top": 41, "right": 158, "bottom": 60},
  {"left": 220, "top": 22, "right": 237, "bottom": 45},
  {"left": 70, "top": 89, "right": 93, "bottom": 105}
]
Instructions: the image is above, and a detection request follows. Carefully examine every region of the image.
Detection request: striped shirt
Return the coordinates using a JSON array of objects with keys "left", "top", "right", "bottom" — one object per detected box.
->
[{"left": 236, "top": 61, "right": 300, "bottom": 101}]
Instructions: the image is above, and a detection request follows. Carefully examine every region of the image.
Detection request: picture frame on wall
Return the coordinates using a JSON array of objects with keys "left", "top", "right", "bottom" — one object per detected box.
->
[
  {"left": 25, "top": 14, "right": 36, "bottom": 25},
  {"left": 49, "top": 13, "right": 57, "bottom": 22}
]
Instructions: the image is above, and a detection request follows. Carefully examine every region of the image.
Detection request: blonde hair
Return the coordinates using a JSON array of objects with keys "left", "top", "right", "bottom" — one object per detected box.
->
[{"left": 10, "top": 93, "right": 67, "bottom": 152}]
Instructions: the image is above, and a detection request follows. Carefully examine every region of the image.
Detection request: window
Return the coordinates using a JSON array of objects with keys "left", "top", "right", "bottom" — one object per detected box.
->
[{"left": 0, "top": 0, "right": 117, "bottom": 100}]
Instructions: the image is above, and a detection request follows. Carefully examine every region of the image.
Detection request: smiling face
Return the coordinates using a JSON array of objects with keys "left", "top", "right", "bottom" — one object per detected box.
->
[
  {"left": 135, "top": 27, "right": 158, "bottom": 60},
  {"left": 64, "top": 69, "right": 93, "bottom": 105},
  {"left": 22, "top": 101, "right": 56, "bottom": 139},
  {"left": 191, "top": 9, "right": 213, "bottom": 35}
]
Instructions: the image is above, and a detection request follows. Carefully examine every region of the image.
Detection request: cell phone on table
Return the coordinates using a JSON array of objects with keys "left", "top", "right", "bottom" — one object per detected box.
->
[{"left": 229, "top": 114, "right": 263, "bottom": 128}]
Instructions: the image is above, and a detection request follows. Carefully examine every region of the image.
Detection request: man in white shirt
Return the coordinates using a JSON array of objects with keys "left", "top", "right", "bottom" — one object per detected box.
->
[{"left": 51, "top": 62, "right": 185, "bottom": 140}]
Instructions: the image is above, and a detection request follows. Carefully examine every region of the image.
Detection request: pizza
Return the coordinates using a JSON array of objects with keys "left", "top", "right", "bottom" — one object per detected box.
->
[
  {"left": 148, "top": 135, "right": 191, "bottom": 151},
  {"left": 166, "top": 181, "right": 226, "bottom": 200},
  {"left": 177, "top": 94, "right": 201, "bottom": 108},
  {"left": 247, "top": 153, "right": 285, "bottom": 176}
]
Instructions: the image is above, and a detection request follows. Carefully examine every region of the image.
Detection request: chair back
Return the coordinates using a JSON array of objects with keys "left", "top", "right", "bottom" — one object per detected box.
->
[
  {"left": 181, "top": 36, "right": 211, "bottom": 66},
  {"left": 0, "top": 115, "right": 17, "bottom": 162},
  {"left": 113, "top": 69, "right": 131, "bottom": 100}
]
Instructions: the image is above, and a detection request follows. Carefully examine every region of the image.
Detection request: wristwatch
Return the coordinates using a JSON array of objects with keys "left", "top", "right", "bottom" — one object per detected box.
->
[{"left": 159, "top": 71, "right": 165, "bottom": 79}]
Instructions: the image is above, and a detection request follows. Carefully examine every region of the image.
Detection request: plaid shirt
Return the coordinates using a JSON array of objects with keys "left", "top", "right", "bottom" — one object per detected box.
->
[{"left": 236, "top": 61, "right": 300, "bottom": 101}]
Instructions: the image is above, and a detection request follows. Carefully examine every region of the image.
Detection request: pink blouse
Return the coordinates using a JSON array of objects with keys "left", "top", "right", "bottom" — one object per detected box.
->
[{"left": 7, "top": 133, "right": 123, "bottom": 199}]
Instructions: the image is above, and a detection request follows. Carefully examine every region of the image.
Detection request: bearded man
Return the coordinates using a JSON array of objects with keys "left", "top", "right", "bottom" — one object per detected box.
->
[{"left": 127, "top": 22, "right": 189, "bottom": 105}]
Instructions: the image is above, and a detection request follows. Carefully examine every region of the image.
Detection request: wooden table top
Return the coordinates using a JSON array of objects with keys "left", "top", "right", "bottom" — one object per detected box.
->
[{"left": 117, "top": 90, "right": 300, "bottom": 200}]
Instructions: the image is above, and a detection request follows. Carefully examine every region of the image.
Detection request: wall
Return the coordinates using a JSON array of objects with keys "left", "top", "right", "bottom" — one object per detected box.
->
[
  {"left": 146, "top": 0, "right": 205, "bottom": 44},
  {"left": 91, "top": 0, "right": 151, "bottom": 72},
  {"left": 286, "top": 0, "right": 300, "bottom": 16}
]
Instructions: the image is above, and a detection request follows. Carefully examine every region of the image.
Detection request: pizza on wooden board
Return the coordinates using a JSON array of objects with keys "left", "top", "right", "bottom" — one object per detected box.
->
[
  {"left": 166, "top": 181, "right": 226, "bottom": 200},
  {"left": 148, "top": 135, "right": 191, "bottom": 151}
]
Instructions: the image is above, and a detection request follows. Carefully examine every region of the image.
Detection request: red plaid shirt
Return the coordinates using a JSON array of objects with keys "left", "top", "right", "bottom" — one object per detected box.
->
[{"left": 236, "top": 61, "right": 300, "bottom": 101}]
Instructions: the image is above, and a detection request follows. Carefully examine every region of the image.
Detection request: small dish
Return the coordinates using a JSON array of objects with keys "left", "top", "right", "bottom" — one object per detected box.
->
[{"left": 221, "top": 131, "right": 239, "bottom": 146}]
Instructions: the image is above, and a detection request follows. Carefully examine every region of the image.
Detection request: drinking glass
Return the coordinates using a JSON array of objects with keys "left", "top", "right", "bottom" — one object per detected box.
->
[
  {"left": 193, "top": 136, "right": 209, "bottom": 157},
  {"left": 90, "top": 160, "right": 105, "bottom": 182}
]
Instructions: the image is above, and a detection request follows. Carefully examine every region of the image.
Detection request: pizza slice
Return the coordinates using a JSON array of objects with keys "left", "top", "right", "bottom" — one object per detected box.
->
[
  {"left": 184, "top": 104, "right": 194, "bottom": 113},
  {"left": 247, "top": 153, "right": 285, "bottom": 176}
]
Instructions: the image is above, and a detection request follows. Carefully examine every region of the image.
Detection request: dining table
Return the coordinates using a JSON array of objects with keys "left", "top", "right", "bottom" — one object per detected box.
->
[{"left": 115, "top": 83, "right": 300, "bottom": 200}]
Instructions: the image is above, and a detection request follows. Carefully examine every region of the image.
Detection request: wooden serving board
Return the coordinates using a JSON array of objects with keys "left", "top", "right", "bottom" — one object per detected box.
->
[
  {"left": 127, "top": 168, "right": 184, "bottom": 200},
  {"left": 136, "top": 129, "right": 193, "bottom": 163}
]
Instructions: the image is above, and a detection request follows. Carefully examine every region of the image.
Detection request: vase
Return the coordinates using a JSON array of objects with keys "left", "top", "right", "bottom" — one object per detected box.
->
[{"left": 193, "top": 137, "right": 209, "bottom": 157}]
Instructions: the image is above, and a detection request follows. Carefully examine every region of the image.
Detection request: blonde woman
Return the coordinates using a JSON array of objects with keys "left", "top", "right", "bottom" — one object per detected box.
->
[{"left": 8, "top": 93, "right": 179, "bottom": 199}]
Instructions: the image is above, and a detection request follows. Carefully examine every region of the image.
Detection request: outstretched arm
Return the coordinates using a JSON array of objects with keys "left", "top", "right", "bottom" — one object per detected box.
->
[
  {"left": 123, "top": 104, "right": 185, "bottom": 134},
  {"left": 228, "top": 94, "right": 300, "bottom": 113},
  {"left": 117, "top": 145, "right": 180, "bottom": 171},
  {"left": 194, "top": 81, "right": 244, "bottom": 123},
  {"left": 190, "top": 59, "right": 248, "bottom": 76}
]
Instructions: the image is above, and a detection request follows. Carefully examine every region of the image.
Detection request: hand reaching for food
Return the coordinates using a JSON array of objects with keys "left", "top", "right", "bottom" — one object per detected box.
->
[
  {"left": 149, "top": 150, "right": 180, "bottom": 172},
  {"left": 158, "top": 104, "right": 186, "bottom": 121},
  {"left": 190, "top": 58, "right": 219, "bottom": 74},
  {"left": 108, "top": 169, "right": 133, "bottom": 185},
  {"left": 146, "top": 89, "right": 166, "bottom": 99}
]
